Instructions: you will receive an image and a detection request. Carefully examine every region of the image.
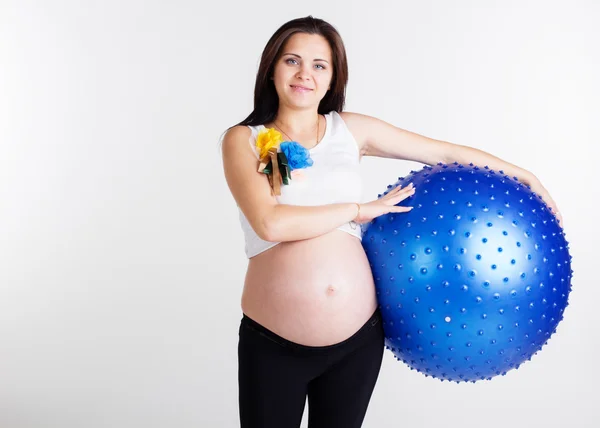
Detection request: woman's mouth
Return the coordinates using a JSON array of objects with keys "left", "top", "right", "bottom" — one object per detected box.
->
[{"left": 290, "top": 85, "right": 313, "bottom": 92}]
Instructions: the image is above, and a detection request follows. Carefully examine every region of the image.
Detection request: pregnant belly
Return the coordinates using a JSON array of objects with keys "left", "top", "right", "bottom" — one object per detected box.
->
[{"left": 241, "top": 230, "right": 378, "bottom": 346}]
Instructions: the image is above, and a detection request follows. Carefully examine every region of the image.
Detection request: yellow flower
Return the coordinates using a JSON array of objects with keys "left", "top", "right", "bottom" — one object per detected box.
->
[{"left": 256, "top": 128, "right": 283, "bottom": 160}]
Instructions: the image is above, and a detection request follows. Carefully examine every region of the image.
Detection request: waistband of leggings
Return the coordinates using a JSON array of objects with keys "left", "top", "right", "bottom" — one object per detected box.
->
[{"left": 240, "top": 307, "right": 381, "bottom": 353}]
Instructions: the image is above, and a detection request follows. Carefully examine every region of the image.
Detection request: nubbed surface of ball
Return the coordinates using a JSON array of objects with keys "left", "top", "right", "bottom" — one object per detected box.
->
[{"left": 362, "top": 163, "right": 572, "bottom": 383}]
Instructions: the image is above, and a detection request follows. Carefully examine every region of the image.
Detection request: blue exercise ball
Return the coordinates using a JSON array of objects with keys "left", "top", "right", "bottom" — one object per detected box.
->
[{"left": 362, "top": 163, "right": 572, "bottom": 383}]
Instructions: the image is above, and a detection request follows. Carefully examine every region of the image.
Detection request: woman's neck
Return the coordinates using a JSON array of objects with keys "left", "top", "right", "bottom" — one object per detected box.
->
[{"left": 270, "top": 107, "right": 320, "bottom": 135}]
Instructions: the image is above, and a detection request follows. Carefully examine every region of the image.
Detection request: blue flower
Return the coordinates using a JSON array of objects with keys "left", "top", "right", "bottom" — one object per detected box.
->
[{"left": 280, "top": 141, "right": 314, "bottom": 170}]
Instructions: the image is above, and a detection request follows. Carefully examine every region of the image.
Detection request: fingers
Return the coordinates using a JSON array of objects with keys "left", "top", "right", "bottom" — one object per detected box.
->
[
  {"left": 556, "top": 212, "right": 564, "bottom": 228},
  {"left": 375, "top": 183, "right": 416, "bottom": 217},
  {"left": 392, "top": 205, "right": 413, "bottom": 213},
  {"left": 388, "top": 184, "right": 415, "bottom": 213},
  {"left": 398, "top": 182, "right": 414, "bottom": 192},
  {"left": 390, "top": 185, "right": 415, "bottom": 202},
  {"left": 385, "top": 183, "right": 414, "bottom": 199},
  {"left": 388, "top": 182, "right": 414, "bottom": 193}
]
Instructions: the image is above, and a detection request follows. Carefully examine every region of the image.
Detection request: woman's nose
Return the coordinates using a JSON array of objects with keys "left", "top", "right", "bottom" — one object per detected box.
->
[{"left": 296, "top": 65, "right": 312, "bottom": 79}]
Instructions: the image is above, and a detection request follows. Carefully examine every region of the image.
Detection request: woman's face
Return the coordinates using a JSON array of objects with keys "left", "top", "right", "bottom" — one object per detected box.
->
[{"left": 272, "top": 33, "right": 333, "bottom": 110}]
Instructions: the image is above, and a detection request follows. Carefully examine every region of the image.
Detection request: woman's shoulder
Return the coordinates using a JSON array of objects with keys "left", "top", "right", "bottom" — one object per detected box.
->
[
  {"left": 334, "top": 111, "right": 374, "bottom": 152},
  {"left": 221, "top": 125, "right": 260, "bottom": 160},
  {"left": 222, "top": 124, "right": 260, "bottom": 144},
  {"left": 225, "top": 124, "right": 253, "bottom": 137},
  {"left": 337, "top": 110, "right": 372, "bottom": 124},
  {"left": 337, "top": 111, "right": 382, "bottom": 132},
  {"left": 220, "top": 125, "right": 246, "bottom": 146}
]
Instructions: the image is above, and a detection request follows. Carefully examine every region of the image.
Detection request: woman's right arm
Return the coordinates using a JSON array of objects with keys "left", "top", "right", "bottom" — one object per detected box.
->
[{"left": 221, "top": 126, "right": 415, "bottom": 243}]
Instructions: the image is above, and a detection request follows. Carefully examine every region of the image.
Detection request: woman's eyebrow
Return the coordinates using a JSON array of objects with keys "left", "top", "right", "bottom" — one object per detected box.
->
[{"left": 282, "top": 53, "right": 330, "bottom": 64}]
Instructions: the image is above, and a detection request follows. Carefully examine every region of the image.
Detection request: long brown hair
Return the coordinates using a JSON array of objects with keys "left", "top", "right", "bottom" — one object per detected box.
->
[{"left": 229, "top": 16, "right": 349, "bottom": 130}]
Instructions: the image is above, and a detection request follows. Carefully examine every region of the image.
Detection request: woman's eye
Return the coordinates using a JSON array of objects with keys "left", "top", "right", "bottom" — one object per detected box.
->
[{"left": 285, "top": 59, "right": 325, "bottom": 70}]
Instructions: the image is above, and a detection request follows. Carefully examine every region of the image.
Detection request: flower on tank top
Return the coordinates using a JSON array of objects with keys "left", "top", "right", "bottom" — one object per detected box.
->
[{"left": 255, "top": 128, "right": 313, "bottom": 195}]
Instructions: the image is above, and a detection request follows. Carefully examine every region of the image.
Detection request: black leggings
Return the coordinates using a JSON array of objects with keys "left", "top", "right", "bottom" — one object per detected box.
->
[{"left": 238, "top": 308, "right": 384, "bottom": 428}]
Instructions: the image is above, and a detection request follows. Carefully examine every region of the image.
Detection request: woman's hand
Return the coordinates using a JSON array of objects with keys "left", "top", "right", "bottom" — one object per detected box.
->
[
  {"left": 527, "top": 177, "right": 564, "bottom": 228},
  {"left": 354, "top": 183, "right": 416, "bottom": 224}
]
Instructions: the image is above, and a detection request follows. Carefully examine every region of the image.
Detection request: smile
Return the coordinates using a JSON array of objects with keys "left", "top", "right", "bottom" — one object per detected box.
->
[{"left": 290, "top": 85, "right": 313, "bottom": 92}]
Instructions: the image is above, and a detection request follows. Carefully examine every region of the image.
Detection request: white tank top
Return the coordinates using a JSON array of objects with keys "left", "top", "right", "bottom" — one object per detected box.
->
[{"left": 238, "top": 110, "right": 364, "bottom": 258}]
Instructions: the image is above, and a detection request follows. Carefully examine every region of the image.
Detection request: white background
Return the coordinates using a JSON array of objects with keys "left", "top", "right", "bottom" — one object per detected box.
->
[{"left": 1, "top": 1, "right": 598, "bottom": 427}]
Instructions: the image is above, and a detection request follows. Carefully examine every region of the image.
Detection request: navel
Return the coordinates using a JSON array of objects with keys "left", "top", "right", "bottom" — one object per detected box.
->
[{"left": 326, "top": 284, "right": 337, "bottom": 296}]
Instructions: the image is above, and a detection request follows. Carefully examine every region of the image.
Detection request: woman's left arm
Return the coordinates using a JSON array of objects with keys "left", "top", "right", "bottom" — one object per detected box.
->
[{"left": 340, "top": 112, "right": 563, "bottom": 227}]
